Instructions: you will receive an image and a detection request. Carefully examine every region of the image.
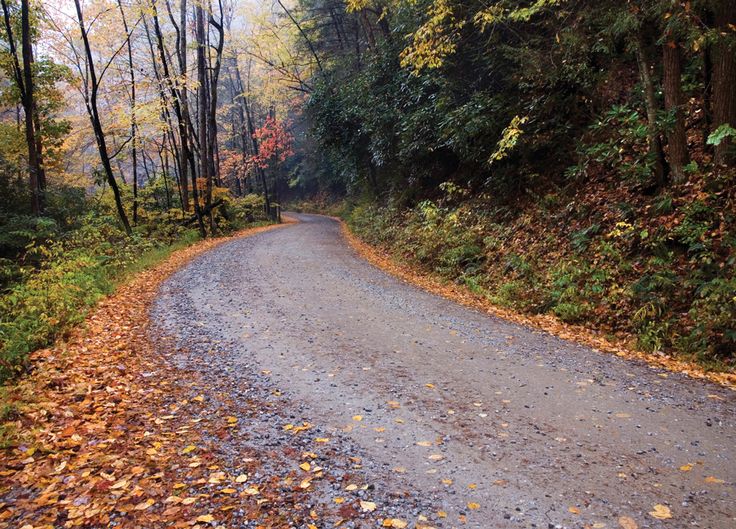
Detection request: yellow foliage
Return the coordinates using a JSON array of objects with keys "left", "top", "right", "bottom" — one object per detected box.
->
[{"left": 400, "top": 0, "right": 464, "bottom": 73}]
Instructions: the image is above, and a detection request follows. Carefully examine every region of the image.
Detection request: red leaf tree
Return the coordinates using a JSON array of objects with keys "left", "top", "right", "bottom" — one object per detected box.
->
[{"left": 251, "top": 116, "right": 294, "bottom": 168}]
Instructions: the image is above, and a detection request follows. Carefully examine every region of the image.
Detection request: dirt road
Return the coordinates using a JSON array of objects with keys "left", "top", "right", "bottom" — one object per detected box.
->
[{"left": 152, "top": 213, "right": 735, "bottom": 529}]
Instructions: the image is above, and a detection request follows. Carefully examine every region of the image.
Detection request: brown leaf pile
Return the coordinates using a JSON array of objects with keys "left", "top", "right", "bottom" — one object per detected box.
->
[
  {"left": 338, "top": 219, "right": 736, "bottom": 390},
  {"left": 0, "top": 223, "right": 294, "bottom": 528}
]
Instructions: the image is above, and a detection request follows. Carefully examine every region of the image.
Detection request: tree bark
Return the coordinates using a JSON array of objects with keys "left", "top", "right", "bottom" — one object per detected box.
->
[
  {"left": 1, "top": 0, "right": 46, "bottom": 214},
  {"left": 662, "top": 39, "right": 689, "bottom": 183},
  {"left": 74, "top": 0, "right": 132, "bottom": 234},
  {"left": 118, "top": 0, "right": 138, "bottom": 223},
  {"left": 635, "top": 26, "right": 668, "bottom": 186},
  {"left": 196, "top": 0, "right": 213, "bottom": 234},
  {"left": 711, "top": 0, "right": 736, "bottom": 167}
]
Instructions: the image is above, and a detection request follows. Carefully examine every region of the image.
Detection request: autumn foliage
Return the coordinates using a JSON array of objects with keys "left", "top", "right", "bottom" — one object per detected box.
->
[{"left": 251, "top": 117, "right": 294, "bottom": 169}]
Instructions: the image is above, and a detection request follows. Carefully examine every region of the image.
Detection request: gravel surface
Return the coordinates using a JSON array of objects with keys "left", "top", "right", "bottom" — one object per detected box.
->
[{"left": 151, "top": 213, "right": 735, "bottom": 529}]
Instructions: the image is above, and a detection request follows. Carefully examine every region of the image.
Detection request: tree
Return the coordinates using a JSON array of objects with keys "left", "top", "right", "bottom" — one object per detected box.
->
[
  {"left": 710, "top": 0, "right": 736, "bottom": 167},
  {"left": 1, "top": 0, "right": 46, "bottom": 214},
  {"left": 73, "top": 0, "right": 131, "bottom": 234}
]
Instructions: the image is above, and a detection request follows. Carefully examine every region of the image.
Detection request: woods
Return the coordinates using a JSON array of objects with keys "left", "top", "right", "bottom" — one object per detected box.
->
[{"left": 0, "top": 0, "right": 296, "bottom": 380}]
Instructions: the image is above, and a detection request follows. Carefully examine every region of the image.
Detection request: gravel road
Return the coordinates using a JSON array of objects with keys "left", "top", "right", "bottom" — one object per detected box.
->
[{"left": 151, "top": 213, "right": 735, "bottom": 529}]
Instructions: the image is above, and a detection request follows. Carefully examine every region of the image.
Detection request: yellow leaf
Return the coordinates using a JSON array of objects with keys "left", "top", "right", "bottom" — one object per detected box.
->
[
  {"left": 300, "top": 478, "right": 312, "bottom": 489},
  {"left": 110, "top": 479, "right": 128, "bottom": 490},
  {"left": 374, "top": 427, "right": 386, "bottom": 432},
  {"left": 334, "top": 497, "right": 345, "bottom": 504},
  {"left": 134, "top": 498, "right": 154, "bottom": 510},
  {"left": 416, "top": 441, "right": 432, "bottom": 447},
  {"left": 315, "top": 437, "right": 330, "bottom": 443},
  {"left": 182, "top": 445, "right": 196, "bottom": 454},
  {"left": 193, "top": 395, "right": 205, "bottom": 402},
  {"left": 345, "top": 484, "right": 358, "bottom": 491},
  {"left": 425, "top": 383, "right": 435, "bottom": 389},
  {"left": 467, "top": 502, "right": 480, "bottom": 510},
  {"left": 196, "top": 514, "right": 215, "bottom": 523},
  {"left": 220, "top": 488, "right": 236, "bottom": 494},
  {"left": 467, "top": 483, "right": 477, "bottom": 490},
  {"left": 181, "top": 497, "right": 197, "bottom": 505},
  {"left": 382, "top": 519, "right": 408, "bottom": 528},
  {"left": 226, "top": 416, "right": 238, "bottom": 424},
  {"left": 569, "top": 506, "right": 580, "bottom": 514},
  {"left": 387, "top": 400, "right": 400, "bottom": 409},
  {"left": 244, "top": 486, "right": 259, "bottom": 495},
  {"left": 649, "top": 504, "right": 672, "bottom": 520},
  {"left": 438, "top": 510, "right": 447, "bottom": 518},
  {"left": 235, "top": 474, "right": 248, "bottom": 483},
  {"left": 360, "top": 500, "right": 377, "bottom": 512},
  {"left": 352, "top": 415, "right": 363, "bottom": 421},
  {"left": 441, "top": 478, "right": 452, "bottom": 485},
  {"left": 618, "top": 516, "right": 638, "bottom": 529},
  {"left": 300, "top": 462, "right": 311, "bottom": 471},
  {"left": 705, "top": 476, "right": 725, "bottom": 484},
  {"left": 679, "top": 463, "right": 693, "bottom": 472}
]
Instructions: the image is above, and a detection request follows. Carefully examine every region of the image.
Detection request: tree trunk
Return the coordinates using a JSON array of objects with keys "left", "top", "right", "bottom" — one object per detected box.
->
[
  {"left": 662, "top": 39, "right": 689, "bottom": 183},
  {"left": 196, "top": 0, "right": 213, "bottom": 234},
  {"left": 711, "top": 0, "right": 736, "bottom": 167},
  {"left": 1, "top": 0, "right": 45, "bottom": 215},
  {"left": 118, "top": 0, "right": 138, "bottom": 223},
  {"left": 635, "top": 27, "right": 668, "bottom": 186},
  {"left": 74, "top": 0, "right": 131, "bottom": 234}
]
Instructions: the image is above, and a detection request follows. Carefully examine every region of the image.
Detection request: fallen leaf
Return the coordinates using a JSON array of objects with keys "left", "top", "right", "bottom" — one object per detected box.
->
[
  {"left": 352, "top": 415, "right": 363, "bottom": 421},
  {"left": 467, "top": 502, "right": 480, "bottom": 510},
  {"left": 416, "top": 441, "right": 432, "bottom": 447},
  {"left": 618, "top": 516, "right": 638, "bottom": 529},
  {"left": 134, "top": 498, "right": 154, "bottom": 511},
  {"left": 705, "top": 476, "right": 725, "bottom": 484},
  {"left": 649, "top": 504, "right": 672, "bottom": 520},
  {"left": 196, "top": 514, "right": 215, "bottom": 523},
  {"left": 360, "top": 500, "right": 377, "bottom": 512},
  {"left": 679, "top": 463, "right": 693, "bottom": 472},
  {"left": 235, "top": 474, "right": 248, "bottom": 483},
  {"left": 300, "top": 462, "right": 311, "bottom": 471},
  {"left": 569, "top": 506, "right": 580, "bottom": 514}
]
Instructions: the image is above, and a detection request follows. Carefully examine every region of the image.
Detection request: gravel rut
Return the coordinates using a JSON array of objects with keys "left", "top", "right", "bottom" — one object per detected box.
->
[{"left": 152, "top": 213, "right": 735, "bottom": 529}]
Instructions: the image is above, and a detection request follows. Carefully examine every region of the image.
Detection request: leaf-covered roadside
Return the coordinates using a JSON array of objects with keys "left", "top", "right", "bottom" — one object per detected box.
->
[{"left": 0, "top": 223, "right": 343, "bottom": 529}]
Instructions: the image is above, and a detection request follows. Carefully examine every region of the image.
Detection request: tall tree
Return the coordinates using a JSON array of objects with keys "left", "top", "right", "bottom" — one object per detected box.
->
[
  {"left": 118, "top": 0, "right": 139, "bottom": 223},
  {"left": 662, "top": 36, "right": 689, "bottom": 183},
  {"left": 1, "top": 0, "right": 46, "bottom": 214},
  {"left": 711, "top": 0, "right": 736, "bottom": 167},
  {"left": 73, "top": 0, "right": 131, "bottom": 234}
]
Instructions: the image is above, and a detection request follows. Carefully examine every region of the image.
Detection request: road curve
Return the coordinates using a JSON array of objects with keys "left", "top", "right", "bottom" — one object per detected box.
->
[{"left": 152, "top": 213, "right": 735, "bottom": 529}]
